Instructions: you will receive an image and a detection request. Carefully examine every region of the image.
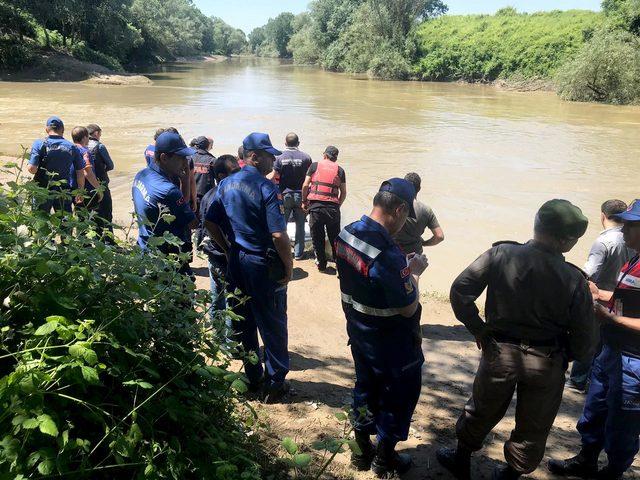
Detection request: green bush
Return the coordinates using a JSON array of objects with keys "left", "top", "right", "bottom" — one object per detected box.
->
[
  {"left": 0, "top": 39, "right": 36, "bottom": 69},
  {"left": 368, "top": 45, "right": 412, "bottom": 79},
  {"left": 415, "top": 9, "right": 601, "bottom": 81},
  {"left": 0, "top": 159, "right": 272, "bottom": 479},
  {"left": 70, "top": 42, "right": 124, "bottom": 72},
  {"left": 556, "top": 28, "right": 640, "bottom": 104}
]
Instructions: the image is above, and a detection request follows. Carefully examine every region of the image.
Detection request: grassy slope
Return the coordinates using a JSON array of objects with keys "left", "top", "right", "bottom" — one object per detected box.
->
[{"left": 415, "top": 10, "right": 602, "bottom": 82}]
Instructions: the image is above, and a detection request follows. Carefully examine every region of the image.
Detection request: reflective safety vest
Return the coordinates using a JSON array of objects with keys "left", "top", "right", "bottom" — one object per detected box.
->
[
  {"left": 335, "top": 217, "right": 423, "bottom": 372},
  {"left": 308, "top": 160, "right": 340, "bottom": 204},
  {"left": 604, "top": 255, "right": 640, "bottom": 357}
]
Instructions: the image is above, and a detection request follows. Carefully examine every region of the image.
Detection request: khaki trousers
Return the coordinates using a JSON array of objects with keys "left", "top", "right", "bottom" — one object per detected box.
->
[{"left": 456, "top": 341, "right": 566, "bottom": 474}]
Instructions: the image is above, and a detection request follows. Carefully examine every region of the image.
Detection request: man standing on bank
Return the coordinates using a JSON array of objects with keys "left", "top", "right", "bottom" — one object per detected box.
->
[
  {"left": 437, "top": 199, "right": 598, "bottom": 480},
  {"left": 549, "top": 199, "right": 640, "bottom": 480},
  {"left": 205, "top": 133, "right": 293, "bottom": 403},
  {"left": 335, "top": 179, "right": 429, "bottom": 477},
  {"left": 190, "top": 135, "right": 217, "bottom": 213},
  {"left": 567, "top": 199, "right": 632, "bottom": 393},
  {"left": 270, "top": 133, "right": 312, "bottom": 260},
  {"left": 302, "top": 146, "right": 346, "bottom": 271},
  {"left": 86, "top": 124, "right": 115, "bottom": 239},
  {"left": 393, "top": 172, "right": 444, "bottom": 255}
]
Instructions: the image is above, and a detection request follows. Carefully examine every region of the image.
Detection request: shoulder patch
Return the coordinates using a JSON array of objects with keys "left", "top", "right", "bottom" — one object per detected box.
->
[
  {"left": 492, "top": 240, "right": 523, "bottom": 247},
  {"left": 404, "top": 280, "right": 414, "bottom": 294},
  {"left": 567, "top": 262, "right": 589, "bottom": 280},
  {"left": 401, "top": 266, "right": 411, "bottom": 278}
]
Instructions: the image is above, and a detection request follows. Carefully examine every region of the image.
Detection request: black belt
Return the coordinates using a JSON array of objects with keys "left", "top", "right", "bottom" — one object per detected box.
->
[{"left": 492, "top": 333, "right": 558, "bottom": 348}]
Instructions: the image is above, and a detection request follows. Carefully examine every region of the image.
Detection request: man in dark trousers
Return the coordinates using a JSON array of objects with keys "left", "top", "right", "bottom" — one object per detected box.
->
[
  {"left": 190, "top": 135, "right": 217, "bottom": 213},
  {"left": 205, "top": 133, "right": 293, "bottom": 403},
  {"left": 437, "top": 199, "right": 598, "bottom": 480},
  {"left": 271, "top": 132, "right": 312, "bottom": 260},
  {"left": 302, "top": 146, "right": 347, "bottom": 271},
  {"left": 566, "top": 199, "right": 632, "bottom": 392},
  {"left": 549, "top": 199, "right": 640, "bottom": 480},
  {"left": 86, "top": 124, "right": 115, "bottom": 239},
  {"left": 336, "top": 178, "right": 429, "bottom": 477}
]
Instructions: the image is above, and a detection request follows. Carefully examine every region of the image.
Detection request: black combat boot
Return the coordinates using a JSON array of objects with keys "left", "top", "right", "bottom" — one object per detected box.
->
[
  {"left": 596, "top": 466, "right": 623, "bottom": 480},
  {"left": 548, "top": 449, "right": 599, "bottom": 478},
  {"left": 371, "top": 438, "right": 413, "bottom": 478},
  {"left": 436, "top": 444, "right": 472, "bottom": 480},
  {"left": 492, "top": 464, "right": 521, "bottom": 480},
  {"left": 350, "top": 430, "right": 376, "bottom": 471}
]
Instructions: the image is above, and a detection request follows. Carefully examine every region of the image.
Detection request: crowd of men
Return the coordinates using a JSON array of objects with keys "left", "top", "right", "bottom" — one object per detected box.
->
[{"left": 28, "top": 116, "right": 640, "bottom": 479}]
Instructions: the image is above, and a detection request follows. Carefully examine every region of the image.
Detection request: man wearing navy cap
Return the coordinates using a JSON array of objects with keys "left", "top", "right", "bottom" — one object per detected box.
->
[
  {"left": 28, "top": 116, "right": 87, "bottom": 217},
  {"left": 132, "top": 131, "right": 198, "bottom": 274},
  {"left": 550, "top": 199, "right": 640, "bottom": 480},
  {"left": 438, "top": 199, "right": 597, "bottom": 480},
  {"left": 204, "top": 132, "right": 293, "bottom": 403},
  {"left": 335, "top": 178, "right": 429, "bottom": 477}
]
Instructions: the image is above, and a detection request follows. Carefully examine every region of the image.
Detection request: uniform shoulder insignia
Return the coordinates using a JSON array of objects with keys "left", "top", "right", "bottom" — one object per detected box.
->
[
  {"left": 492, "top": 240, "right": 522, "bottom": 247},
  {"left": 566, "top": 262, "right": 589, "bottom": 280}
]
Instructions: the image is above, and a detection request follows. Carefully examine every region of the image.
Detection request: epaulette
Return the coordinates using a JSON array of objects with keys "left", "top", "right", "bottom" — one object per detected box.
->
[
  {"left": 492, "top": 240, "right": 522, "bottom": 247},
  {"left": 567, "top": 262, "right": 589, "bottom": 280}
]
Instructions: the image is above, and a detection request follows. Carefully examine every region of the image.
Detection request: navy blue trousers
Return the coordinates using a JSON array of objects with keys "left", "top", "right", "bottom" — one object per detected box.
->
[
  {"left": 350, "top": 345, "right": 423, "bottom": 443},
  {"left": 227, "top": 249, "right": 289, "bottom": 388},
  {"left": 578, "top": 345, "right": 640, "bottom": 475}
]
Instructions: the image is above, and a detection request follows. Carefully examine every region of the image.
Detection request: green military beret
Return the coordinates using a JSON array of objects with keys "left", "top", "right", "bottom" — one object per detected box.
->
[{"left": 536, "top": 199, "right": 588, "bottom": 239}]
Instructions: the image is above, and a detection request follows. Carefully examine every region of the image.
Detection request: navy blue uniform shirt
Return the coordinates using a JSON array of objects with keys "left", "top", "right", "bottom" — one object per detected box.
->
[
  {"left": 29, "top": 136, "right": 85, "bottom": 189},
  {"left": 206, "top": 165, "right": 286, "bottom": 253},
  {"left": 132, "top": 161, "right": 196, "bottom": 249}
]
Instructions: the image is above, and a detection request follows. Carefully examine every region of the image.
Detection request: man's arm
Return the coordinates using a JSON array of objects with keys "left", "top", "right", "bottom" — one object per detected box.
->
[
  {"left": 450, "top": 249, "right": 492, "bottom": 338},
  {"left": 338, "top": 182, "right": 347, "bottom": 206},
  {"left": 301, "top": 175, "right": 311, "bottom": 205},
  {"left": 423, "top": 226, "right": 445, "bottom": 247},
  {"left": 397, "top": 255, "right": 429, "bottom": 317},
  {"left": 99, "top": 144, "right": 114, "bottom": 171},
  {"left": 27, "top": 141, "right": 41, "bottom": 175},
  {"left": 596, "top": 303, "right": 640, "bottom": 332},
  {"left": 584, "top": 241, "right": 607, "bottom": 281},
  {"left": 567, "top": 280, "right": 598, "bottom": 363},
  {"left": 273, "top": 231, "right": 294, "bottom": 285},
  {"left": 204, "top": 220, "right": 230, "bottom": 256}
]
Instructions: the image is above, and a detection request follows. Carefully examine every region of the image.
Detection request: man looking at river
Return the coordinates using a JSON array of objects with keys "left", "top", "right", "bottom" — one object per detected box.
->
[
  {"left": 87, "top": 124, "right": 115, "bottom": 240},
  {"left": 393, "top": 172, "right": 444, "bottom": 255},
  {"left": 437, "top": 199, "right": 597, "bottom": 480}
]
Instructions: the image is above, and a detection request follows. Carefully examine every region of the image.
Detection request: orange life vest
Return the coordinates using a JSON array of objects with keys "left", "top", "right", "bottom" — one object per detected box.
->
[{"left": 308, "top": 160, "right": 340, "bottom": 204}]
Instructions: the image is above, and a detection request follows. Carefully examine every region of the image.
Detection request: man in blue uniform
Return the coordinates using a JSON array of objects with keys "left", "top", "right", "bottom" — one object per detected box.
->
[
  {"left": 205, "top": 133, "right": 293, "bottom": 403},
  {"left": 550, "top": 199, "right": 640, "bottom": 480},
  {"left": 132, "top": 131, "right": 197, "bottom": 275},
  {"left": 28, "top": 116, "right": 87, "bottom": 216},
  {"left": 335, "top": 178, "right": 429, "bottom": 477}
]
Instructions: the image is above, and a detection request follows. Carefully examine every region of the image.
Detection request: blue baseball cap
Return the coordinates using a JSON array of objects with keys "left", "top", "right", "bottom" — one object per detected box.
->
[
  {"left": 46, "top": 116, "right": 64, "bottom": 129},
  {"left": 379, "top": 178, "right": 416, "bottom": 218},
  {"left": 612, "top": 199, "right": 640, "bottom": 222},
  {"left": 155, "top": 132, "right": 195, "bottom": 157},
  {"left": 242, "top": 132, "right": 282, "bottom": 156}
]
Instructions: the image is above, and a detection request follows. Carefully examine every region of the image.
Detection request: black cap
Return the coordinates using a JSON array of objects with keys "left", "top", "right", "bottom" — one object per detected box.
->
[
  {"left": 323, "top": 146, "right": 339, "bottom": 161},
  {"left": 536, "top": 199, "right": 588, "bottom": 239},
  {"left": 379, "top": 178, "right": 417, "bottom": 218}
]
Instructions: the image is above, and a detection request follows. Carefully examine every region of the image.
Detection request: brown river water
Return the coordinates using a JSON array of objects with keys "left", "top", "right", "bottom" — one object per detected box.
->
[{"left": 1, "top": 57, "right": 639, "bottom": 294}]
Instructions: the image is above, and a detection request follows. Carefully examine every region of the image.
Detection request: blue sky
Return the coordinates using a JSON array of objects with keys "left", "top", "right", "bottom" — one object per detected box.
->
[{"left": 194, "top": 0, "right": 602, "bottom": 34}]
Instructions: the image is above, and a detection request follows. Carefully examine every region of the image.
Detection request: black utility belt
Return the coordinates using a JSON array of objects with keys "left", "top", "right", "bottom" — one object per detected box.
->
[{"left": 492, "top": 333, "right": 558, "bottom": 348}]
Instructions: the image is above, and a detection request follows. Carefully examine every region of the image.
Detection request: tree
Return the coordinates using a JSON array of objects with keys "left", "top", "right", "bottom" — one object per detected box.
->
[
  {"left": 264, "top": 12, "right": 295, "bottom": 57},
  {"left": 368, "top": 0, "right": 448, "bottom": 47},
  {"left": 602, "top": 0, "right": 640, "bottom": 34}
]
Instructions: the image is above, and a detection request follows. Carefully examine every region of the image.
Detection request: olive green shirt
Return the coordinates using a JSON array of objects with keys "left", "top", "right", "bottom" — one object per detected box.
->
[{"left": 393, "top": 199, "right": 439, "bottom": 254}]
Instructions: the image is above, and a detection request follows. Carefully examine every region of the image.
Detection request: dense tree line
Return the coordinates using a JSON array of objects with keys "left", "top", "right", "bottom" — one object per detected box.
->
[
  {"left": 250, "top": 0, "right": 447, "bottom": 79},
  {"left": 0, "top": 0, "right": 248, "bottom": 70}
]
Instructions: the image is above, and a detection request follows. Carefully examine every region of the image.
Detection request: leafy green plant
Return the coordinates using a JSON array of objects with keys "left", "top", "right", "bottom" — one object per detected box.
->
[{"left": 0, "top": 154, "right": 274, "bottom": 479}]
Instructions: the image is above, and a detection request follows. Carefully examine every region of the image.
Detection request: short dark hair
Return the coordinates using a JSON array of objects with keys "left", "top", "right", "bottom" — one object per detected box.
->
[
  {"left": 154, "top": 128, "right": 166, "bottom": 141},
  {"left": 404, "top": 172, "right": 421, "bottom": 193},
  {"left": 166, "top": 127, "right": 179, "bottom": 135},
  {"left": 86, "top": 124, "right": 101, "bottom": 136},
  {"left": 71, "top": 126, "right": 89, "bottom": 144},
  {"left": 602, "top": 199, "right": 627, "bottom": 219},
  {"left": 214, "top": 154, "right": 240, "bottom": 178},
  {"left": 373, "top": 191, "right": 408, "bottom": 215},
  {"left": 237, "top": 146, "right": 244, "bottom": 160},
  {"left": 285, "top": 132, "right": 299, "bottom": 147}
]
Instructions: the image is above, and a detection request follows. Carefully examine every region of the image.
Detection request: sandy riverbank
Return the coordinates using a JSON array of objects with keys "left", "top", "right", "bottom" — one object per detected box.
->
[{"left": 186, "top": 251, "right": 640, "bottom": 479}]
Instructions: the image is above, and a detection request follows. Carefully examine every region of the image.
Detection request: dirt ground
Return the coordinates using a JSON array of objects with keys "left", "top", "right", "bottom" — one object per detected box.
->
[{"left": 190, "top": 252, "right": 639, "bottom": 480}]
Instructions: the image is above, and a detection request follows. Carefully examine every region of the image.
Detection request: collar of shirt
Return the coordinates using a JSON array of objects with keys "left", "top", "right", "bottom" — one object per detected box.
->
[
  {"left": 241, "top": 165, "right": 261, "bottom": 176},
  {"left": 360, "top": 215, "right": 394, "bottom": 245},
  {"left": 528, "top": 239, "right": 564, "bottom": 258},
  {"left": 47, "top": 135, "right": 64, "bottom": 140},
  {"left": 285, "top": 147, "right": 299, "bottom": 151},
  {"left": 149, "top": 160, "right": 173, "bottom": 182},
  {"left": 601, "top": 226, "right": 623, "bottom": 235}
]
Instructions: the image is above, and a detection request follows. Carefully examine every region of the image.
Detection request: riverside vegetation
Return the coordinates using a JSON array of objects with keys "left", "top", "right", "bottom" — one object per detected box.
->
[
  {"left": 0, "top": 0, "right": 248, "bottom": 72},
  {"left": 248, "top": 0, "right": 640, "bottom": 104}
]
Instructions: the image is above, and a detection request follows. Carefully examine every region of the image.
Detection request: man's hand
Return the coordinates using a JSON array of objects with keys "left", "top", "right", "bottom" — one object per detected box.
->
[
  {"left": 408, "top": 253, "right": 429, "bottom": 276},
  {"left": 301, "top": 201, "right": 309, "bottom": 213},
  {"left": 588, "top": 281, "right": 600, "bottom": 301},
  {"left": 279, "top": 267, "right": 292, "bottom": 286}
]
